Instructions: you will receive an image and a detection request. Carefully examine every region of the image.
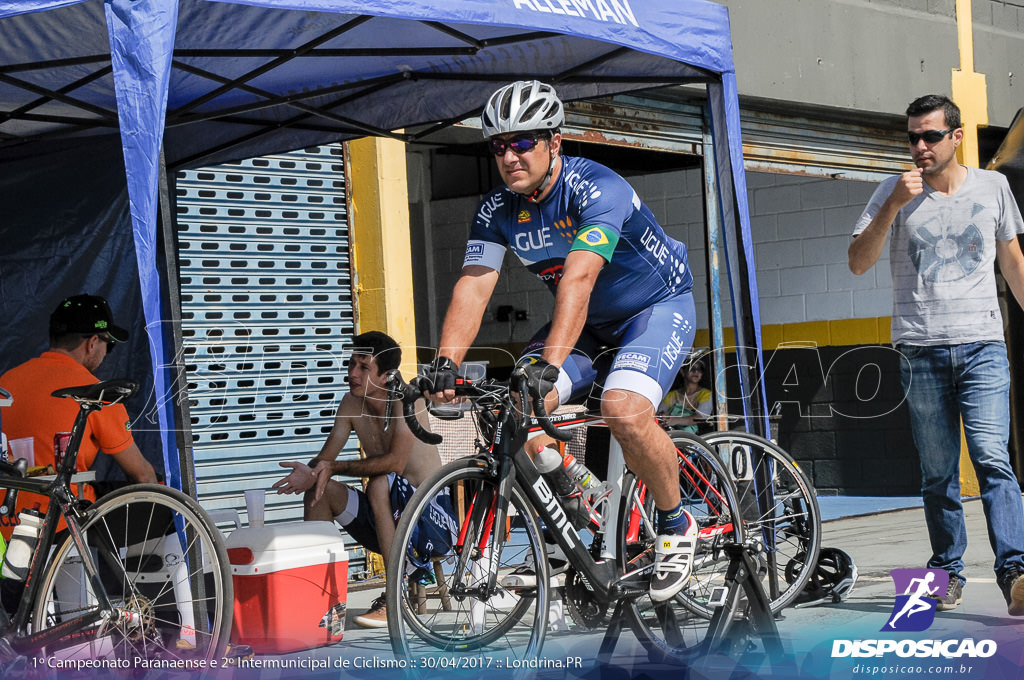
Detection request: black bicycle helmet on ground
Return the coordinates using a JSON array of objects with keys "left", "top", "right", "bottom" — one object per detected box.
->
[{"left": 793, "top": 547, "right": 859, "bottom": 608}]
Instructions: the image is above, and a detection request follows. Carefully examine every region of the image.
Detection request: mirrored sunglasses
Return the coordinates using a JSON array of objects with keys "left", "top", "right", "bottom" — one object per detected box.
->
[
  {"left": 488, "top": 134, "right": 542, "bottom": 156},
  {"left": 907, "top": 128, "right": 955, "bottom": 145}
]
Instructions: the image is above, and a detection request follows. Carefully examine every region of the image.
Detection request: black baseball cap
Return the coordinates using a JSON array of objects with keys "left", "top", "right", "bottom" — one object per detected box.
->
[{"left": 49, "top": 295, "right": 129, "bottom": 343}]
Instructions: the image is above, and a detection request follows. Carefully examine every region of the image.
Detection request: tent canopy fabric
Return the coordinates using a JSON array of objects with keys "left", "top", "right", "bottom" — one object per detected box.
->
[
  {"left": 0, "top": 0, "right": 767, "bottom": 489},
  {"left": 2, "top": 0, "right": 733, "bottom": 169}
]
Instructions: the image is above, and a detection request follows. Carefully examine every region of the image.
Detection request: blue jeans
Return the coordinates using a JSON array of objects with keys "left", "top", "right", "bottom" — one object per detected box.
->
[{"left": 899, "top": 341, "right": 1024, "bottom": 583}]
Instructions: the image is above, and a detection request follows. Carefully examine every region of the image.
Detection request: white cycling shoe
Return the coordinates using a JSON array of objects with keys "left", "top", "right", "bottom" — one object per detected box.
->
[{"left": 649, "top": 516, "right": 698, "bottom": 603}]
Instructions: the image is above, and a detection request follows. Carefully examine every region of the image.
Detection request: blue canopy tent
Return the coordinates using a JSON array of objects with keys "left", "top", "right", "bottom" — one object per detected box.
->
[{"left": 0, "top": 0, "right": 768, "bottom": 493}]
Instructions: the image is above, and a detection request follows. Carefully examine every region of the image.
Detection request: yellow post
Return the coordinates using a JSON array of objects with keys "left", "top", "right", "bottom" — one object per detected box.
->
[
  {"left": 951, "top": 0, "right": 988, "bottom": 169},
  {"left": 951, "top": 0, "right": 984, "bottom": 497},
  {"left": 345, "top": 136, "right": 419, "bottom": 378}
]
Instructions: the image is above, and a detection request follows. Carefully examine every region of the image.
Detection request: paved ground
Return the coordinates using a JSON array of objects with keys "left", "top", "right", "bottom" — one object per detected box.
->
[{"left": 233, "top": 498, "right": 1024, "bottom": 680}]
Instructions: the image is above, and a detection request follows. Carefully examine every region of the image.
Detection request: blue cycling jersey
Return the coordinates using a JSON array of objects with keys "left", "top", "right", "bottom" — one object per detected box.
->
[{"left": 464, "top": 155, "right": 693, "bottom": 326}]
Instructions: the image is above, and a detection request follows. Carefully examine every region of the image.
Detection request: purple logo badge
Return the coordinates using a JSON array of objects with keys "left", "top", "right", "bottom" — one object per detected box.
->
[{"left": 883, "top": 568, "right": 948, "bottom": 632}]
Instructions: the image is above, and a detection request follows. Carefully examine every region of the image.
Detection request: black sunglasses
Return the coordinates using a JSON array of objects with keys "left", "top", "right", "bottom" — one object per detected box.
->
[
  {"left": 84, "top": 333, "right": 116, "bottom": 353},
  {"left": 488, "top": 134, "right": 544, "bottom": 156},
  {"left": 907, "top": 128, "right": 956, "bottom": 145}
]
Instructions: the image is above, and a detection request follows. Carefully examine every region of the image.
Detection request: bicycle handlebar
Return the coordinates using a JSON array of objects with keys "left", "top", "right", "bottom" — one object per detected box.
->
[
  {"left": 524, "top": 368, "right": 573, "bottom": 443},
  {"left": 384, "top": 372, "right": 443, "bottom": 446},
  {"left": 384, "top": 368, "right": 573, "bottom": 446}
]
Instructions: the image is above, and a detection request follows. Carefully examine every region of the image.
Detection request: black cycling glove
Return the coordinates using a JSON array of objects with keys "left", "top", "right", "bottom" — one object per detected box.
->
[
  {"left": 523, "top": 359, "right": 559, "bottom": 402},
  {"left": 422, "top": 356, "right": 460, "bottom": 394}
]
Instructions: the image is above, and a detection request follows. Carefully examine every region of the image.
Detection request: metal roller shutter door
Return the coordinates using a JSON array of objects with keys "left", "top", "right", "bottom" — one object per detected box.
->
[{"left": 174, "top": 145, "right": 361, "bottom": 532}]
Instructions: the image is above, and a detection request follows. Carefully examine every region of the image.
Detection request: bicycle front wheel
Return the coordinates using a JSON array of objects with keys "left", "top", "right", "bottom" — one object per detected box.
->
[
  {"left": 616, "top": 432, "right": 745, "bottom": 660},
  {"left": 33, "top": 484, "right": 233, "bottom": 666},
  {"left": 387, "top": 457, "right": 549, "bottom": 663},
  {"left": 703, "top": 431, "right": 822, "bottom": 612}
]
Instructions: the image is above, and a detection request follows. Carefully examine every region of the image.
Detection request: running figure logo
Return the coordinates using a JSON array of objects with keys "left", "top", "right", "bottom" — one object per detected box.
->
[{"left": 883, "top": 568, "right": 948, "bottom": 632}]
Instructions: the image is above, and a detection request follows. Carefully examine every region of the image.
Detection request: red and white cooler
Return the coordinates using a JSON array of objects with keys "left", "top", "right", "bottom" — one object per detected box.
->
[{"left": 226, "top": 520, "right": 348, "bottom": 654}]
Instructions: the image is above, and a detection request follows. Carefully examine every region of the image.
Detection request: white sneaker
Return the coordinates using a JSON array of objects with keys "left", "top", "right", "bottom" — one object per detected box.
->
[{"left": 649, "top": 515, "right": 698, "bottom": 603}]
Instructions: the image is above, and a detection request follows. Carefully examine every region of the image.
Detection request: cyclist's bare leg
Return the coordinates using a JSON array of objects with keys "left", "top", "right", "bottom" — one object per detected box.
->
[
  {"left": 366, "top": 475, "right": 395, "bottom": 568},
  {"left": 304, "top": 479, "right": 350, "bottom": 520},
  {"left": 601, "top": 388, "right": 681, "bottom": 511}
]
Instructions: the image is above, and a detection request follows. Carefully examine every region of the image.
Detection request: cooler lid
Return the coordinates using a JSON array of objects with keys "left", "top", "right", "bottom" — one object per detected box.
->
[{"left": 226, "top": 520, "right": 349, "bottom": 574}]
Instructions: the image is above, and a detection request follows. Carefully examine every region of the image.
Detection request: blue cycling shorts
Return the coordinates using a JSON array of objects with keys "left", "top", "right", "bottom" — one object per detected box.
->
[
  {"left": 340, "top": 473, "right": 458, "bottom": 568},
  {"left": 519, "top": 291, "right": 696, "bottom": 410}
]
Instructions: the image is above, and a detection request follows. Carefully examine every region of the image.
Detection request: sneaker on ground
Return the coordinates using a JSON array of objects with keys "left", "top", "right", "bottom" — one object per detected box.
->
[
  {"left": 649, "top": 515, "right": 698, "bottom": 603},
  {"left": 353, "top": 594, "right": 387, "bottom": 628},
  {"left": 930, "top": 577, "right": 963, "bottom": 611},
  {"left": 998, "top": 567, "right": 1024, "bottom": 616}
]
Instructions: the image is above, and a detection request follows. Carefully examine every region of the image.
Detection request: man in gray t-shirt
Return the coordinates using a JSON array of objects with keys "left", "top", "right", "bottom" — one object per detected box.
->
[{"left": 850, "top": 94, "right": 1024, "bottom": 617}]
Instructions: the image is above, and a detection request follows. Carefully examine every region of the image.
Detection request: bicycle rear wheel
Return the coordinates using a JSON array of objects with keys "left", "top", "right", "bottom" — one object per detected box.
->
[
  {"left": 616, "top": 432, "right": 745, "bottom": 660},
  {"left": 387, "top": 458, "right": 549, "bottom": 663},
  {"left": 33, "top": 484, "right": 232, "bottom": 666},
  {"left": 703, "top": 431, "right": 822, "bottom": 612}
]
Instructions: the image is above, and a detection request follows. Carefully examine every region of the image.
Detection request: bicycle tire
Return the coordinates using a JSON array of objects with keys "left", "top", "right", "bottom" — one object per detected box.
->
[
  {"left": 387, "top": 457, "right": 549, "bottom": 663},
  {"left": 32, "top": 484, "right": 233, "bottom": 666},
  {"left": 702, "top": 430, "right": 822, "bottom": 613},
  {"left": 616, "top": 432, "right": 745, "bottom": 660}
]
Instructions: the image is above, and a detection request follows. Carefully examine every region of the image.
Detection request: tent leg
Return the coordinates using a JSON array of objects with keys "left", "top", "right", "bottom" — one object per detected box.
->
[{"left": 158, "top": 151, "right": 197, "bottom": 498}]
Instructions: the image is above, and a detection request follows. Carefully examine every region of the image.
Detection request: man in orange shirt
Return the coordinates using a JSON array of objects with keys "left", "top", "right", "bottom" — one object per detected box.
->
[{"left": 0, "top": 294, "right": 156, "bottom": 529}]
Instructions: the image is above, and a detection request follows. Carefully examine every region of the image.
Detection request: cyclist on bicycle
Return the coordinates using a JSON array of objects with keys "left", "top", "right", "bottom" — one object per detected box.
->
[{"left": 424, "top": 80, "right": 698, "bottom": 602}]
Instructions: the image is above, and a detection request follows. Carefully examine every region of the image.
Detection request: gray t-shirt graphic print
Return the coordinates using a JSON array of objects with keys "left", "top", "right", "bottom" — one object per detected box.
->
[{"left": 854, "top": 167, "right": 1024, "bottom": 346}]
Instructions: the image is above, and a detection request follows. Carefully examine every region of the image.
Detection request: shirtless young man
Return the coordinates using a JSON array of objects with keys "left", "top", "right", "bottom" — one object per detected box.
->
[{"left": 273, "top": 331, "right": 456, "bottom": 628}]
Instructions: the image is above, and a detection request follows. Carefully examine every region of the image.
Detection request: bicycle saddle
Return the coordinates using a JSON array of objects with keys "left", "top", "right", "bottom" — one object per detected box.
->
[{"left": 51, "top": 379, "right": 138, "bottom": 403}]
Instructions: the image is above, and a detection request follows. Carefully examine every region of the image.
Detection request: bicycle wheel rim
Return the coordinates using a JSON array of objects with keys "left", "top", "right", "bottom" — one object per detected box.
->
[
  {"left": 387, "top": 459, "right": 548, "bottom": 663},
  {"left": 32, "top": 484, "right": 232, "bottom": 665},
  {"left": 616, "top": 433, "right": 745, "bottom": 659},
  {"left": 703, "top": 431, "right": 822, "bottom": 612}
]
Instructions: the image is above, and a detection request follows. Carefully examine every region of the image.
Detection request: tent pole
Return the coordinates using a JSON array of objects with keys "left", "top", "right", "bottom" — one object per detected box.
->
[
  {"left": 158, "top": 149, "right": 197, "bottom": 499},
  {"left": 701, "top": 117, "right": 728, "bottom": 432}
]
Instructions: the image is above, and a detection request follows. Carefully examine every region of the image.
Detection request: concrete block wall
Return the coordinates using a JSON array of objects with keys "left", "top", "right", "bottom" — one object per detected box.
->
[
  {"left": 717, "top": 0, "right": 1024, "bottom": 128},
  {"left": 746, "top": 173, "right": 890, "bottom": 330}
]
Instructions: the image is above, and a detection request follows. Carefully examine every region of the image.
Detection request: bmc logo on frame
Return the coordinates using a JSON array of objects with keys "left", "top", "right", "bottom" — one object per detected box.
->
[{"left": 831, "top": 568, "right": 997, "bottom": 660}]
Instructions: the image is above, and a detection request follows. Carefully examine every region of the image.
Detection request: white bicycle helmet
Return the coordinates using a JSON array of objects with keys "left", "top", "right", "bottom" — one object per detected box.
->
[
  {"left": 481, "top": 80, "right": 564, "bottom": 138},
  {"left": 793, "top": 547, "right": 859, "bottom": 608}
]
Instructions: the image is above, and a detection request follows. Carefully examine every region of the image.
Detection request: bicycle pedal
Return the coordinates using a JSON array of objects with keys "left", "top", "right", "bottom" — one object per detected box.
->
[{"left": 707, "top": 586, "right": 730, "bottom": 608}]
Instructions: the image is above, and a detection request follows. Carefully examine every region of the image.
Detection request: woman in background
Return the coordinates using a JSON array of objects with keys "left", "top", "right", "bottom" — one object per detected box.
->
[{"left": 658, "top": 358, "right": 712, "bottom": 433}]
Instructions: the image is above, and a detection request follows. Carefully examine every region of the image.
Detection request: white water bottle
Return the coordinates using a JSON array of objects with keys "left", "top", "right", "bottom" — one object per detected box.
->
[
  {"left": 2, "top": 508, "right": 43, "bottom": 580},
  {"left": 534, "top": 447, "right": 597, "bottom": 531}
]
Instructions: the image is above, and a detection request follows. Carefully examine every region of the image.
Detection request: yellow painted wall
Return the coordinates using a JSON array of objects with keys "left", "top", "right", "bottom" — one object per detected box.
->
[
  {"left": 346, "top": 136, "right": 419, "bottom": 378},
  {"left": 693, "top": 316, "right": 891, "bottom": 352}
]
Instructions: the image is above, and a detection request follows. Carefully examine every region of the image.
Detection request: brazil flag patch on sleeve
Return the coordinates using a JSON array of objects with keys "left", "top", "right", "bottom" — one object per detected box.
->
[{"left": 571, "top": 225, "right": 618, "bottom": 261}]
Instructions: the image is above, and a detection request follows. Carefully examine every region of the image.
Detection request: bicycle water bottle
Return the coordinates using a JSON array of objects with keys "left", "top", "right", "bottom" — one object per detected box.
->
[
  {"left": 2, "top": 508, "right": 43, "bottom": 581},
  {"left": 562, "top": 453, "right": 599, "bottom": 491},
  {"left": 535, "top": 447, "right": 598, "bottom": 532}
]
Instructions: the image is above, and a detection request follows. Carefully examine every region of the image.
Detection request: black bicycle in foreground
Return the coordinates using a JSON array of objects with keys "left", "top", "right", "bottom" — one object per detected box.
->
[
  {"left": 0, "top": 380, "right": 232, "bottom": 667},
  {"left": 383, "top": 368, "right": 782, "bottom": 667}
]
